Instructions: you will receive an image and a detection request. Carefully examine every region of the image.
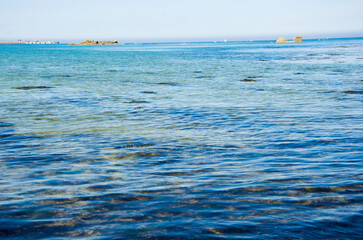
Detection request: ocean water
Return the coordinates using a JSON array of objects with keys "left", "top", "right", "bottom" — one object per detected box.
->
[{"left": 0, "top": 38, "right": 362, "bottom": 239}]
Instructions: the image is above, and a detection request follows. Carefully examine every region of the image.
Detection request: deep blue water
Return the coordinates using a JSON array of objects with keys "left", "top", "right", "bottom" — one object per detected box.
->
[{"left": 0, "top": 38, "right": 362, "bottom": 239}]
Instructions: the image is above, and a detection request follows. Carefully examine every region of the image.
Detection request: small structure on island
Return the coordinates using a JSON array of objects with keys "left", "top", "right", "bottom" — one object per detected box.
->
[{"left": 276, "top": 35, "right": 303, "bottom": 43}]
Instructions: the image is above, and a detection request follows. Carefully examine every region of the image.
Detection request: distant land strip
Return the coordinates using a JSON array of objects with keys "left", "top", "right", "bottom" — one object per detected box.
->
[
  {"left": 0, "top": 41, "right": 59, "bottom": 44},
  {"left": 0, "top": 41, "right": 25, "bottom": 44}
]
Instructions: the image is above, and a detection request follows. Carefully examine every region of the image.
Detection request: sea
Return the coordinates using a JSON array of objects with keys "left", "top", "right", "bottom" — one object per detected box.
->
[{"left": 0, "top": 38, "right": 362, "bottom": 239}]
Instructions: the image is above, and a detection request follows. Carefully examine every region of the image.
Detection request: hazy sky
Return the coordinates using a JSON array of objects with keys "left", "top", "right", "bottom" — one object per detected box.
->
[{"left": 0, "top": 0, "right": 362, "bottom": 42}]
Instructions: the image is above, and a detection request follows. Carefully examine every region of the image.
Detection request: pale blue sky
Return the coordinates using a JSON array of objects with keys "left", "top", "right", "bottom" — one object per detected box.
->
[{"left": 0, "top": 0, "right": 362, "bottom": 42}]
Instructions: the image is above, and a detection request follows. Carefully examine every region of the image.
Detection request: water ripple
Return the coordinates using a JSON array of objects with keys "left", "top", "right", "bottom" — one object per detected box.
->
[{"left": 0, "top": 39, "right": 362, "bottom": 239}]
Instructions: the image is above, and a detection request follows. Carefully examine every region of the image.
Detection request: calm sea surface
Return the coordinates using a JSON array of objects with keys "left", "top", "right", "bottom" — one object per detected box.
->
[{"left": 0, "top": 38, "right": 362, "bottom": 239}]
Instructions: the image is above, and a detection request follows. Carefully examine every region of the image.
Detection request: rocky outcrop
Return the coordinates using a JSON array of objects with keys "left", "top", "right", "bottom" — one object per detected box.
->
[
  {"left": 276, "top": 35, "right": 303, "bottom": 43},
  {"left": 276, "top": 37, "right": 287, "bottom": 43},
  {"left": 70, "top": 40, "right": 119, "bottom": 45},
  {"left": 294, "top": 35, "right": 303, "bottom": 42}
]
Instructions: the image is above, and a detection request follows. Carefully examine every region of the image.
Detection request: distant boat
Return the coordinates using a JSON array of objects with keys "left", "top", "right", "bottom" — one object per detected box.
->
[{"left": 217, "top": 38, "right": 228, "bottom": 43}]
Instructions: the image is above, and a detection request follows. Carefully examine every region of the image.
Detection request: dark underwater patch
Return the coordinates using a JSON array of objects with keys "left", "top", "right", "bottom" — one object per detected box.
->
[
  {"left": 40, "top": 75, "right": 71, "bottom": 78},
  {"left": 105, "top": 70, "right": 122, "bottom": 73},
  {"left": 123, "top": 100, "right": 150, "bottom": 104},
  {"left": 0, "top": 122, "right": 14, "bottom": 128},
  {"left": 141, "top": 91, "right": 156, "bottom": 94},
  {"left": 12, "top": 86, "right": 53, "bottom": 90},
  {"left": 240, "top": 79, "right": 257, "bottom": 82},
  {"left": 156, "top": 82, "right": 178, "bottom": 85},
  {"left": 240, "top": 76, "right": 262, "bottom": 82},
  {"left": 195, "top": 75, "right": 213, "bottom": 79},
  {"left": 343, "top": 91, "right": 363, "bottom": 95}
]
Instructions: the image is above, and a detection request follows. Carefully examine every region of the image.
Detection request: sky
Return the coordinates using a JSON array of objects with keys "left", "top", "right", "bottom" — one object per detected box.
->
[{"left": 0, "top": 0, "right": 362, "bottom": 42}]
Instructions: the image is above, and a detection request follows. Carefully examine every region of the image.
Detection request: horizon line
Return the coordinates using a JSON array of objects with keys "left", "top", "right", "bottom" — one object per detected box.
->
[{"left": 1, "top": 36, "right": 363, "bottom": 45}]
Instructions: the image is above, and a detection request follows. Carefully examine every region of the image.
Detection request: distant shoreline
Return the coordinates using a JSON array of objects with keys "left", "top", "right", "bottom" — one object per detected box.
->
[
  {"left": 0, "top": 41, "right": 25, "bottom": 44},
  {"left": 1, "top": 36, "right": 363, "bottom": 45},
  {"left": 0, "top": 41, "right": 59, "bottom": 45}
]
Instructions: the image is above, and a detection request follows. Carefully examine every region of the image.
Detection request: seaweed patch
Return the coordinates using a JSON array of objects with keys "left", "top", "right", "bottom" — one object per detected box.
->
[
  {"left": 343, "top": 91, "right": 363, "bottom": 95},
  {"left": 12, "top": 86, "right": 53, "bottom": 90}
]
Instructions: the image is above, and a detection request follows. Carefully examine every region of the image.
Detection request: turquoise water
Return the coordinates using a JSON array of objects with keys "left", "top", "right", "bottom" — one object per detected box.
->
[{"left": 0, "top": 38, "right": 362, "bottom": 239}]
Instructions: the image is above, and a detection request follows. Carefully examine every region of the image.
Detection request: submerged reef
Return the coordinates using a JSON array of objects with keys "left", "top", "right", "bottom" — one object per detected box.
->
[
  {"left": 344, "top": 90, "right": 363, "bottom": 94},
  {"left": 12, "top": 86, "right": 53, "bottom": 90}
]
